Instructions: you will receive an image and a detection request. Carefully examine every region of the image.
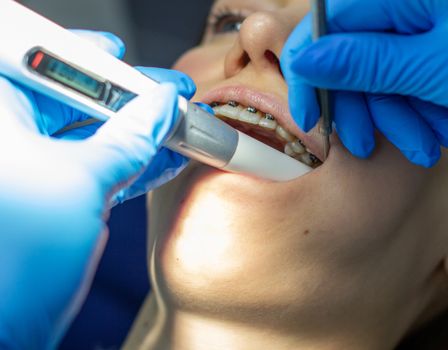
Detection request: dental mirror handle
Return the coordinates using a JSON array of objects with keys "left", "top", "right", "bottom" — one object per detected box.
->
[{"left": 311, "top": 0, "right": 332, "bottom": 160}]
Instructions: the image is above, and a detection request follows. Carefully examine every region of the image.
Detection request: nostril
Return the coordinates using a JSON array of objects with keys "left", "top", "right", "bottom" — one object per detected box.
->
[
  {"left": 264, "top": 50, "right": 283, "bottom": 76},
  {"left": 239, "top": 52, "right": 250, "bottom": 68},
  {"left": 264, "top": 50, "right": 279, "bottom": 65}
]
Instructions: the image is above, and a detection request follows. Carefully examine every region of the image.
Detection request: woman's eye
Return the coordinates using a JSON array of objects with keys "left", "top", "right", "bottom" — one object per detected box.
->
[{"left": 210, "top": 12, "right": 246, "bottom": 34}]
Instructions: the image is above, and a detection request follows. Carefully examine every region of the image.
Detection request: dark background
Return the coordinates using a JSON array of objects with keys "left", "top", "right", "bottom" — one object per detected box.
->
[{"left": 20, "top": 0, "right": 212, "bottom": 348}]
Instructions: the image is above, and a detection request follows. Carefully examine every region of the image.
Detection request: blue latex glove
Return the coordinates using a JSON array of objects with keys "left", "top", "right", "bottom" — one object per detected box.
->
[
  {"left": 0, "top": 33, "right": 196, "bottom": 349},
  {"left": 281, "top": 0, "right": 448, "bottom": 167},
  {"left": 26, "top": 31, "right": 193, "bottom": 202},
  {"left": 57, "top": 66, "right": 195, "bottom": 205}
]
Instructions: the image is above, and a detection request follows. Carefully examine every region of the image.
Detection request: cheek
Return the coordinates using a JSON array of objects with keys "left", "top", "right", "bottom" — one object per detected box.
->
[
  {"left": 172, "top": 46, "right": 225, "bottom": 92},
  {"left": 314, "top": 137, "right": 426, "bottom": 245}
]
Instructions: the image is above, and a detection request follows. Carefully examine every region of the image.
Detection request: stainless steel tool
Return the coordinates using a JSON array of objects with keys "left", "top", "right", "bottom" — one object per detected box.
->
[{"left": 311, "top": 0, "right": 332, "bottom": 160}]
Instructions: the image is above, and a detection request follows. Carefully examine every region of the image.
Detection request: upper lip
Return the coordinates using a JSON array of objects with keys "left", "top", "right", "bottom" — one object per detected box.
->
[{"left": 201, "top": 85, "right": 324, "bottom": 160}]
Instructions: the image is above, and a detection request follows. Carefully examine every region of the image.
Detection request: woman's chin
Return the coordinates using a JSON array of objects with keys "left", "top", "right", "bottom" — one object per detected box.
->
[
  {"left": 147, "top": 137, "right": 433, "bottom": 342},
  {"left": 150, "top": 158, "right": 328, "bottom": 308}
]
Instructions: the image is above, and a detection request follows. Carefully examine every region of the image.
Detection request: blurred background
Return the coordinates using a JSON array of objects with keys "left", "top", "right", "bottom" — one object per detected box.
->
[{"left": 19, "top": 0, "right": 213, "bottom": 348}]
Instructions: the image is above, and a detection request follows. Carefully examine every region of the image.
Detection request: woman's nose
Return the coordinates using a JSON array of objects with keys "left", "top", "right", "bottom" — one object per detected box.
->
[{"left": 224, "top": 11, "right": 291, "bottom": 78}]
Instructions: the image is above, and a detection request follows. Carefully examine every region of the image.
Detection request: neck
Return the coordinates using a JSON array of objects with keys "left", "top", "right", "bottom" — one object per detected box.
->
[{"left": 124, "top": 296, "right": 399, "bottom": 350}]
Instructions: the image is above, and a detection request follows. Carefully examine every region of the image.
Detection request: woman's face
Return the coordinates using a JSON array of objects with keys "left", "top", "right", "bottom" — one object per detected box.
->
[{"left": 148, "top": 0, "right": 448, "bottom": 344}]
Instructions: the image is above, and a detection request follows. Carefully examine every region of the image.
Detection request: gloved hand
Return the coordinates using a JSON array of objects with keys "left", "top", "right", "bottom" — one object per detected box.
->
[
  {"left": 0, "top": 32, "right": 196, "bottom": 349},
  {"left": 281, "top": 0, "right": 448, "bottom": 167},
  {"left": 25, "top": 31, "right": 193, "bottom": 202}
]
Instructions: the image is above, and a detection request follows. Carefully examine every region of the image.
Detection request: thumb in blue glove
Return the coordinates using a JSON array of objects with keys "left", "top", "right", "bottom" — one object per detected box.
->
[{"left": 281, "top": 0, "right": 448, "bottom": 167}]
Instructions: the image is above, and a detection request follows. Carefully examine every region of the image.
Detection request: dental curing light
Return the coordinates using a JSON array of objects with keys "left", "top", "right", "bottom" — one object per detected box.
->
[{"left": 0, "top": 0, "right": 312, "bottom": 181}]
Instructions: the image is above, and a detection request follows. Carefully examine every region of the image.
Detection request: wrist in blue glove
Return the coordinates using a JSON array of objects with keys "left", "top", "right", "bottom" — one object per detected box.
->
[
  {"left": 281, "top": 0, "right": 448, "bottom": 167},
  {"left": 0, "top": 30, "right": 196, "bottom": 349}
]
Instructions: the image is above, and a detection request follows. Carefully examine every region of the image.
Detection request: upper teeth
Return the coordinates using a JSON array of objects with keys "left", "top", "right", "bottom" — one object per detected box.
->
[
  {"left": 211, "top": 101, "right": 321, "bottom": 167},
  {"left": 259, "top": 115, "right": 277, "bottom": 130},
  {"left": 212, "top": 102, "right": 293, "bottom": 137},
  {"left": 214, "top": 104, "right": 240, "bottom": 120},
  {"left": 239, "top": 108, "right": 261, "bottom": 125}
]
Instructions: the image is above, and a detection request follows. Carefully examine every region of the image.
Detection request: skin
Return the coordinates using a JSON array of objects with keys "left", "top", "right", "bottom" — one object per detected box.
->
[{"left": 124, "top": 0, "right": 448, "bottom": 349}]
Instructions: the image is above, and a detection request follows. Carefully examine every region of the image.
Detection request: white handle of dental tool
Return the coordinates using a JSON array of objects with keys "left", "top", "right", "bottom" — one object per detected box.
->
[
  {"left": 224, "top": 131, "right": 312, "bottom": 181},
  {"left": 0, "top": 0, "right": 312, "bottom": 182}
]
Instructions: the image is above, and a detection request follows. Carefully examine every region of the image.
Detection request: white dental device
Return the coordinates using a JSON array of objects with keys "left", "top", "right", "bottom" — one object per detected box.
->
[{"left": 0, "top": 0, "right": 312, "bottom": 181}]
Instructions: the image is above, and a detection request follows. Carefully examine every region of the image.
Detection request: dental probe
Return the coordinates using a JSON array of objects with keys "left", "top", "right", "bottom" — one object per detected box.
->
[
  {"left": 0, "top": 0, "right": 312, "bottom": 182},
  {"left": 311, "top": 0, "right": 332, "bottom": 160}
]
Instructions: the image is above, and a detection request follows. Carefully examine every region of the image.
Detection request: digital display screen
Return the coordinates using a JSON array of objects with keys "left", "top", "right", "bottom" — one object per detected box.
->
[
  {"left": 28, "top": 50, "right": 137, "bottom": 112},
  {"left": 29, "top": 51, "right": 105, "bottom": 100},
  {"left": 43, "top": 58, "right": 104, "bottom": 100}
]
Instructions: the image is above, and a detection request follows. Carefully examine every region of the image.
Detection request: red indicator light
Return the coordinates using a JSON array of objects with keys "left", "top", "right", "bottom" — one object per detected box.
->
[{"left": 31, "top": 51, "right": 44, "bottom": 69}]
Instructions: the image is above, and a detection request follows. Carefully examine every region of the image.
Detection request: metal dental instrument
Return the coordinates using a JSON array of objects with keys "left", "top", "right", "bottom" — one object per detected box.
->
[
  {"left": 0, "top": 0, "right": 313, "bottom": 182},
  {"left": 311, "top": 0, "right": 332, "bottom": 160}
]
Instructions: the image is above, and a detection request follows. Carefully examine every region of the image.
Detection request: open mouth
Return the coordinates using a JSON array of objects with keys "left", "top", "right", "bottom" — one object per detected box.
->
[{"left": 209, "top": 101, "right": 323, "bottom": 169}]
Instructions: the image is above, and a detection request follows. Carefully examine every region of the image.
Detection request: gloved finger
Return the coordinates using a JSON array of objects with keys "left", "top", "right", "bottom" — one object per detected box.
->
[
  {"left": 70, "top": 30, "right": 126, "bottom": 59},
  {"left": 30, "top": 92, "right": 91, "bottom": 136},
  {"left": 284, "top": 0, "right": 434, "bottom": 51},
  {"left": 80, "top": 83, "right": 179, "bottom": 194},
  {"left": 367, "top": 94, "right": 440, "bottom": 167},
  {"left": 408, "top": 97, "right": 448, "bottom": 148},
  {"left": 325, "top": 0, "right": 434, "bottom": 33},
  {"left": 195, "top": 102, "right": 214, "bottom": 115},
  {"left": 0, "top": 77, "right": 40, "bottom": 132},
  {"left": 281, "top": 14, "right": 320, "bottom": 132},
  {"left": 111, "top": 148, "right": 189, "bottom": 206},
  {"left": 54, "top": 120, "right": 103, "bottom": 141},
  {"left": 135, "top": 67, "right": 196, "bottom": 100},
  {"left": 285, "top": 78, "right": 320, "bottom": 132},
  {"left": 291, "top": 32, "right": 448, "bottom": 106},
  {"left": 333, "top": 91, "right": 375, "bottom": 158}
]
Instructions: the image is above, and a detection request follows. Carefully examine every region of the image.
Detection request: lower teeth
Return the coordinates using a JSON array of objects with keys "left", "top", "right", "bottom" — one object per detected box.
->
[
  {"left": 290, "top": 140, "right": 305, "bottom": 154},
  {"left": 276, "top": 125, "right": 295, "bottom": 142},
  {"left": 239, "top": 108, "right": 261, "bottom": 125},
  {"left": 300, "top": 153, "right": 313, "bottom": 166}
]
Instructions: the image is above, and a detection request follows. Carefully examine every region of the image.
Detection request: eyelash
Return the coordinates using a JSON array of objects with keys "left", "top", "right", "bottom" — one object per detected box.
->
[{"left": 208, "top": 6, "right": 248, "bottom": 35}]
